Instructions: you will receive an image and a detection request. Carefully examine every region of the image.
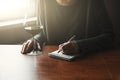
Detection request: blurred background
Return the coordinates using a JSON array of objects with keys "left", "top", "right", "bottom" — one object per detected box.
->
[{"left": 0, "top": 0, "right": 119, "bottom": 48}]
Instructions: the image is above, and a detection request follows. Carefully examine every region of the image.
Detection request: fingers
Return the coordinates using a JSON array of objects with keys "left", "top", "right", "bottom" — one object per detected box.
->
[
  {"left": 58, "top": 41, "right": 69, "bottom": 49},
  {"left": 58, "top": 42, "right": 67, "bottom": 53},
  {"left": 27, "top": 40, "right": 33, "bottom": 50},
  {"left": 21, "top": 42, "right": 28, "bottom": 54},
  {"left": 58, "top": 44, "right": 63, "bottom": 52},
  {"left": 58, "top": 42, "right": 70, "bottom": 53},
  {"left": 58, "top": 41, "right": 77, "bottom": 54},
  {"left": 37, "top": 42, "right": 42, "bottom": 51},
  {"left": 21, "top": 40, "right": 34, "bottom": 54},
  {"left": 21, "top": 39, "right": 42, "bottom": 54},
  {"left": 62, "top": 42, "right": 73, "bottom": 54}
]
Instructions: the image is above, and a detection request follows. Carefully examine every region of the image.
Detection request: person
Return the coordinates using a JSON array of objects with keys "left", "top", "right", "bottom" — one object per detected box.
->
[{"left": 21, "top": 0, "right": 114, "bottom": 56}]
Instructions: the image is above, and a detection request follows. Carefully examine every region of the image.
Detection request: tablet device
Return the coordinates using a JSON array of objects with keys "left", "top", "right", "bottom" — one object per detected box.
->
[{"left": 48, "top": 50, "right": 79, "bottom": 61}]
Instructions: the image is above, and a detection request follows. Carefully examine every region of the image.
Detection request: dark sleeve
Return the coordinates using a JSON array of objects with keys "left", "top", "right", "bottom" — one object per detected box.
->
[
  {"left": 76, "top": 33, "right": 114, "bottom": 54},
  {"left": 34, "top": 30, "right": 47, "bottom": 47},
  {"left": 76, "top": 0, "right": 114, "bottom": 55}
]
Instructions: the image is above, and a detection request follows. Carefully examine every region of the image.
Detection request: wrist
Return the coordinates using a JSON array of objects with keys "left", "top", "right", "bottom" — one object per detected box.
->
[{"left": 71, "top": 40, "right": 79, "bottom": 53}]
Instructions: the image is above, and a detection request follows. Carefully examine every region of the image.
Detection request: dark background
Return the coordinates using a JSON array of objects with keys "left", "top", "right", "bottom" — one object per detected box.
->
[{"left": 0, "top": 0, "right": 119, "bottom": 48}]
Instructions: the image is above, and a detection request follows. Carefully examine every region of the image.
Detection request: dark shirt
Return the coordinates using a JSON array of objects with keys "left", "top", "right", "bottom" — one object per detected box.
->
[{"left": 34, "top": 0, "right": 114, "bottom": 54}]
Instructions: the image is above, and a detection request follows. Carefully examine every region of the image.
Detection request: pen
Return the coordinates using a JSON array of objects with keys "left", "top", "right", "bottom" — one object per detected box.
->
[
  {"left": 58, "top": 35, "right": 76, "bottom": 53},
  {"left": 68, "top": 35, "right": 76, "bottom": 42}
]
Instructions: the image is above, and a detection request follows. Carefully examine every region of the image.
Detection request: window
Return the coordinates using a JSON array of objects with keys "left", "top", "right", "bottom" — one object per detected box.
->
[{"left": 0, "top": 0, "right": 37, "bottom": 27}]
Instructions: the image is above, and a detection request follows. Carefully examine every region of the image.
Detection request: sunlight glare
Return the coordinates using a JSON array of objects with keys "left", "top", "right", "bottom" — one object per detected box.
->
[{"left": 0, "top": 0, "right": 34, "bottom": 21}]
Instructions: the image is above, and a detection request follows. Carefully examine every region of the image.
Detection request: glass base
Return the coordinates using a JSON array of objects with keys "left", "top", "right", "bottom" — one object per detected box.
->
[{"left": 27, "top": 50, "right": 42, "bottom": 56}]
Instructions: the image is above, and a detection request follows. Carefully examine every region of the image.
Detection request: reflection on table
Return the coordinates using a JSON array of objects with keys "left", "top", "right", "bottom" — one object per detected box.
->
[{"left": 0, "top": 45, "right": 120, "bottom": 80}]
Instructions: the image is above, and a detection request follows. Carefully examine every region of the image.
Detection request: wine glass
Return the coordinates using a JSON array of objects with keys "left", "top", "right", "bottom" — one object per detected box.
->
[{"left": 24, "top": 26, "right": 43, "bottom": 56}]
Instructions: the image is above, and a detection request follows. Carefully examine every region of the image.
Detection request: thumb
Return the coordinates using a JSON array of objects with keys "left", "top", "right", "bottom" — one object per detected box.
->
[{"left": 37, "top": 43, "right": 42, "bottom": 51}]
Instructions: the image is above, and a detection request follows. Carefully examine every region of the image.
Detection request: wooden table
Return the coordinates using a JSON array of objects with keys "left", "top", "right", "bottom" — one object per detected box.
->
[{"left": 0, "top": 45, "right": 120, "bottom": 80}]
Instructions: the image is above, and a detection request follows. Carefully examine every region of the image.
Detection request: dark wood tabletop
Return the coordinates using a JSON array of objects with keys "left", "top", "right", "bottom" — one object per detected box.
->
[{"left": 0, "top": 45, "right": 120, "bottom": 80}]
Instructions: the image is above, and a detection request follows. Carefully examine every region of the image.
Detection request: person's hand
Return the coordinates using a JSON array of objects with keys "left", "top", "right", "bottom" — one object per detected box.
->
[
  {"left": 58, "top": 41, "right": 79, "bottom": 54},
  {"left": 21, "top": 39, "right": 41, "bottom": 54}
]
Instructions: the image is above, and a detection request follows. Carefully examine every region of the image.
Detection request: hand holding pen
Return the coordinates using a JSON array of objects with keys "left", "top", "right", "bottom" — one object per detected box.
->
[{"left": 58, "top": 35, "right": 76, "bottom": 53}]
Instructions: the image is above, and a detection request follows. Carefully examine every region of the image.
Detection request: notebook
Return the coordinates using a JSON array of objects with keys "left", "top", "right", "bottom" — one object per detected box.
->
[{"left": 48, "top": 50, "right": 80, "bottom": 61}]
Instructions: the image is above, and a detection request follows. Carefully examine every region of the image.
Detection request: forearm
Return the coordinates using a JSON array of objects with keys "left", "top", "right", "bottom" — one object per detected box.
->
[
  {"left": 76, "top": 33, "right": 114, "bottom": 54},
  {"left": 34, "top": 31, "right": 46, "bottom": 47}
]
